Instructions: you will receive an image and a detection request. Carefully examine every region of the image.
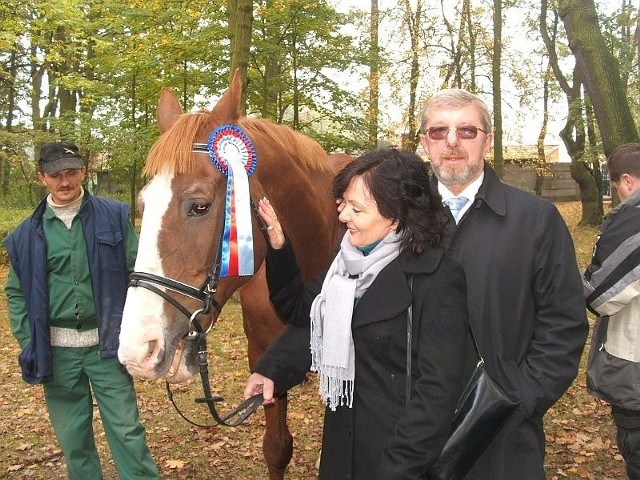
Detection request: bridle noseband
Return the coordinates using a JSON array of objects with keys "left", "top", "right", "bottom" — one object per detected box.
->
[
  {"left": 127, "top": 155, "right": 269, "bottom": 427},
  {"left": 129, "top": 270, "right": 223, "bottom": 330}
]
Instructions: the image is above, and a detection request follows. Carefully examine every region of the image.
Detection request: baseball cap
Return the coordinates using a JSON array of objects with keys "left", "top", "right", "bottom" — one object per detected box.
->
[{"left": 39, "top": 141, "right": 85, "bottom": 174}]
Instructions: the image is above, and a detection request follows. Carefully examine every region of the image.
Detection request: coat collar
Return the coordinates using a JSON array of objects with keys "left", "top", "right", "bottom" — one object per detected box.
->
[
  {"left": 351, "top": 248, "right": 445, "bottom": 328},
  {"left": 430, "top": 163, "right": 507, "bottom": 218},
  {"left": 474, "top": 164, "right": 507, "bottom": 216},
  {"left": 601, "top": 187, "right": 640, "bottom": 232}
]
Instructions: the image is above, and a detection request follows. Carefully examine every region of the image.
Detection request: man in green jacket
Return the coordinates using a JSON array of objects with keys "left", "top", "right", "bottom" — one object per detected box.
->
[{"left": 4, "top": 141, "right": 158, "bottom": 479}]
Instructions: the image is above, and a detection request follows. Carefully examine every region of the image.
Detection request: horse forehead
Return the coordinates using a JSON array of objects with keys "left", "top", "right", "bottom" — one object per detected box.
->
[
  {"left": 174, "top": 157, "right": 221, "bottom": 190},
  {"left": 141, "top": 172, "right": 174, "bottom": 214},
  {"left": 136, "top": 171, "right": 174, "bottom": 272}
]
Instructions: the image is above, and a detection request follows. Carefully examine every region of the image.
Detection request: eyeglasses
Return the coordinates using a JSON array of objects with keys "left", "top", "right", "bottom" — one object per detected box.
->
[{"left": 425, "top": 126, "right": 487, "bottom": 140}]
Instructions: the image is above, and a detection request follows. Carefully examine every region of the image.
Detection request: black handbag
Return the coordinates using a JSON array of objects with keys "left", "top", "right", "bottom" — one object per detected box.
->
[{"left": 405, "top": 281, "right": 520, "bottom": 480}]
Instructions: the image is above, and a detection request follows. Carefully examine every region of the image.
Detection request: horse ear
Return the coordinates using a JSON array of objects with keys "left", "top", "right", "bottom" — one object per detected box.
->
[
  {"left": 157, "top": 87, "right": 183, "bottom": 133},
  {"left": 211, "top": 69, "right": 242, "bottom": 122}
]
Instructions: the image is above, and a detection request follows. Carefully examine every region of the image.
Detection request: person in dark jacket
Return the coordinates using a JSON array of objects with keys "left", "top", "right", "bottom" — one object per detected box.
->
[
  {"left": 584, "top": 143, "right": 640, "bottom": 480},
  {"left": 4, "top": 141, "right": 158, "bottom": 480},
  {"left": 418, "top": 88, "right": 589, "bottom": 479},
  {"left": 244, "top": 148, "right": 470, "bottom": 479}
]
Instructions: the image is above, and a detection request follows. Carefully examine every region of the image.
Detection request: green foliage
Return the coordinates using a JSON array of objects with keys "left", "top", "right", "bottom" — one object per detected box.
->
[
  {"left": 1, "top": 0, "right": 369, "bottom": 211},
  {"left": 0, "top": 206, "right": 34, "bottom": 259},
  {"left": 0, "top": 208, "right": 32, "bottom": 235},
  {"left": 1, "top": 0, "right": 639, "bottom": 211},
  {"left": 249, "top": 0, "right": 368, "bottom": 151}
]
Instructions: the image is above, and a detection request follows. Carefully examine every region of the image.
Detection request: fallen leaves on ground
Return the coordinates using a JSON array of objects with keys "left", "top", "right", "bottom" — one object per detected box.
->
[{"left": 0, "top": 202, "right": 627, "bottom": 479}]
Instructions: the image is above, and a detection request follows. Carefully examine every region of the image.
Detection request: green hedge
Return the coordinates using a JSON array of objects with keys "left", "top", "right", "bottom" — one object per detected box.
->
[{"left": 0, "top": 208, "right": 33, "bottom": 262}]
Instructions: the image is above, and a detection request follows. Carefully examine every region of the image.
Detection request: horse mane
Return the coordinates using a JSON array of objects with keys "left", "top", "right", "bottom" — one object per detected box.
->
[
  {"left": 144, "top": 112, "right": 210, "bottom": 176},
  {"left": 143, "top": 111, "right": 331, "bottom": 176},
  {"left": 239, "top": 118, "right": 332, "bottom": 173}
]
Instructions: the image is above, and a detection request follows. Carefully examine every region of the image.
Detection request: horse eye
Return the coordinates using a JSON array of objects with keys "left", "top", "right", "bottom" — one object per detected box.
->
[{"left": 188, "top": 202, "right": 211, "bottom": 217}]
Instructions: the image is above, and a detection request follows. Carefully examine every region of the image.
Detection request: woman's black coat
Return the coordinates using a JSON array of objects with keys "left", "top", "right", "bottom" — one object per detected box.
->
[{"left": 254, "top": 241, "right": 470, "bottom": 480}]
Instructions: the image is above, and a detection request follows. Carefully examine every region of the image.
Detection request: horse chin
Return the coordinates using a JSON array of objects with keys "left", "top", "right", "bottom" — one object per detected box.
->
[{"left": 164, "top": 338, "right": 198, "bottom": 384}]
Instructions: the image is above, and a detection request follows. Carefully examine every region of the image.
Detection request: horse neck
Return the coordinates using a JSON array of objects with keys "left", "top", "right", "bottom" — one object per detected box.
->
[{"left": 261, "top": 167, "right": 338, "bottom": 282}]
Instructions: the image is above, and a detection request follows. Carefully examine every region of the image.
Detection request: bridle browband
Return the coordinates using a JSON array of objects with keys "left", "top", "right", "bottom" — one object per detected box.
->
[{"left": 128, "top": 146, "right": 268, "bottom": 427}]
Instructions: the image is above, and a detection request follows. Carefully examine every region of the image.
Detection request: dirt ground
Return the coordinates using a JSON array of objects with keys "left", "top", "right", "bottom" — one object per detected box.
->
[{"left": 0, "top": 202, "right": 629, "bottom": 479}]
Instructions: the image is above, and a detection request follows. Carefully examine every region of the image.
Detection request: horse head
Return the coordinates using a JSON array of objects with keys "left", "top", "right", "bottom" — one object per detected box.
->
[{"left": 117, "top": 71, "right": 340, "bottom": 384}]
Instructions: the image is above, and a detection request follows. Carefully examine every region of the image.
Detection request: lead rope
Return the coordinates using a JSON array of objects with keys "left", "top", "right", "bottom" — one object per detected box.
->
[{"left": 165, "top": 322, "right": 264, "bottom": 428}]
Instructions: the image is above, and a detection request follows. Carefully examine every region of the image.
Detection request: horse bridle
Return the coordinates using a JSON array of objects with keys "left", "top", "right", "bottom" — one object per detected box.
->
[{"left": 128, "top": 153, "right": 268, "bottom": 427}]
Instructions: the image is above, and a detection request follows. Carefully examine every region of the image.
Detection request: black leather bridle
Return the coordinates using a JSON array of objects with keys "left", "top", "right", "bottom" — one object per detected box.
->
[{"left": 128, "top": 154, "right": 267, "bottom": 427}]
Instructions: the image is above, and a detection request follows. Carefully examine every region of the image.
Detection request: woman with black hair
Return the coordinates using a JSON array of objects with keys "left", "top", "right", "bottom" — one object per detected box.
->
[{"left": 244, "top": 148, "right": 469, "bottom": 480}]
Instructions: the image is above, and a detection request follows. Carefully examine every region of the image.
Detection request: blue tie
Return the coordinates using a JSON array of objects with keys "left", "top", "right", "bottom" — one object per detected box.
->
[{"left": 445, "top": 196, "right": 469, "bottom": 224}]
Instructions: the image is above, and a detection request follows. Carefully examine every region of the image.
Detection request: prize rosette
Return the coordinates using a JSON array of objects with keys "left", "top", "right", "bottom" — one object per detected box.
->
[{"left": 207, "top": 125, "right": 257, "bottom": 277}]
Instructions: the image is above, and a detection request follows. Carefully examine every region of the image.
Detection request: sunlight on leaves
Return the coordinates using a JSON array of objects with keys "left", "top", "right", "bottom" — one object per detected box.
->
[{"left": 165, "top": 459, "right": 186, "bottom": 469}]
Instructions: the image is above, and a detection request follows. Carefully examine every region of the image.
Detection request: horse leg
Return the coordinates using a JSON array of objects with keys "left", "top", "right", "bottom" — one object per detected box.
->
[
  {"left": 245, "top": 330, "right": 293, "bottom": 480},
  {"left": 262, "top": 385, "right": 293, "bottom": 479},
  {"left": 240, "top": 274, "right": 293, "bottom": 480}
]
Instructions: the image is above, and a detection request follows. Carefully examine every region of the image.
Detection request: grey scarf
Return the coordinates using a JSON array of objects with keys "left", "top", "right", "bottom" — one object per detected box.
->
[{"left": 310, "top": 230, "right": 402, "bottom": 411}]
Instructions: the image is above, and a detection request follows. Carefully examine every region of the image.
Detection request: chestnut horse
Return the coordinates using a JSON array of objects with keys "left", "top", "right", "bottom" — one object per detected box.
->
[{"left": 117, "top": 72, "right": 345, "bottom": 479}]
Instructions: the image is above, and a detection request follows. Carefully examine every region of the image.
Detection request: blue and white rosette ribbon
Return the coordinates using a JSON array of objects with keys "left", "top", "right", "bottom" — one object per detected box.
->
[{"left": 207, "top": 125, "right": 257, "bottom": 277}]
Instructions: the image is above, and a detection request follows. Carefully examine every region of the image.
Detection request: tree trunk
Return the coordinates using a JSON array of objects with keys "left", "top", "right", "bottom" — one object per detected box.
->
[
  {"left": 228, "top": 0, "right": 253, "bottom": 115},
  {"left": 30, "top": 44, "right": 46, "bottom": 132},
  {"left": 558, "top": 0, "right": 638, "bottom": 156},
  {"left": 292, "top": 42, "right": 299, "bottom": 129},
  {"left": 463, "top": 0, "right": 476, "bottom": 90},
  {"left": 584, "top": 95, "right": 604, "bottom": 219},
  {"left": 570, "top": 160, "right": 601, "bottom": 225},
  {"left": 492, "top": 0, "right": 504, "bottom": 179},
  {"left": 130, "top": 74, "right": 138, "bottom": 226},
  {"left": 3, "top": 49, "right": 18, "bottom": 197},
  {"left": 535, "top": 64, "right": 551, "bottom": 197},
  {"left": 263, "top": 56, "right": 280, "bottom": 121},
  {"left": 53, "top": 25, "right": 78, "bottom": 138},
  {"left": 368, "top": 0, "right": 379, "bottom": 150},
  {"left": 130, "top": 161, "right": 137, "bottom": 227},
  {"left": 400, "top": 0, "right": 422, "bottom": 152},
  {"left": 541, "top": 0, "right": 600, "bottom": 226}
]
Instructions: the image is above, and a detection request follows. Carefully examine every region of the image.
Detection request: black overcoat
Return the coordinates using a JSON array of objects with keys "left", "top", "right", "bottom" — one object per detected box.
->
[
  {"left": 437, "top": 165, "right": 589, "bottom": 480},
  {"left": 255, "top": 241, "right": 470, "bottom": 480}
]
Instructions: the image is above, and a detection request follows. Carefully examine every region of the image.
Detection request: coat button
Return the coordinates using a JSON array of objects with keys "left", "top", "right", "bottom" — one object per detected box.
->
[{"left": 347, "top": 428, "right": 352, "bottom": 438}]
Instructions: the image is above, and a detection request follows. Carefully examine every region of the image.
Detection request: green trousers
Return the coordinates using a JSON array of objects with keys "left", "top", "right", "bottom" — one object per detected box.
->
[{"left": 43, "top": 345, "right": 159, "bottom": 480}]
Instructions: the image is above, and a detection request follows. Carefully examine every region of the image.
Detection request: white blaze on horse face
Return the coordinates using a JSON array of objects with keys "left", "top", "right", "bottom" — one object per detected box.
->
[{"left": 118, "top": 171, "right": 174, "bottom": 379}]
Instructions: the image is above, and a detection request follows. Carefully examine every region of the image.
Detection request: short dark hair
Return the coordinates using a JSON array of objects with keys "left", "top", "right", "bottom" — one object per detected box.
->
[
  {"left": 608, "top": 143, "right": 640, "bottom": 182},
  {"left": 332, "top": 148, "right": 446, "bottom": 254}
]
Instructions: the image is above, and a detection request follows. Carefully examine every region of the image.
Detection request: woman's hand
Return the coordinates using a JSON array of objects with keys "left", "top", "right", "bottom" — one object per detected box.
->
[
  {"left": 257, "top": 197, "right": 286, "bottom": 250},
  {"left": 244, "top": 372, "right": 277, "bottom": 405}
]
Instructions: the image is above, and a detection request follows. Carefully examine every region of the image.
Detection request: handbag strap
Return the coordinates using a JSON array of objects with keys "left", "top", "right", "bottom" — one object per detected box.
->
[
  {"left": 468, "top": 322, "right": 483, "bottom": 362},
  {"left": 406, "top": 276, "right": 413, "bottom": 406},
  {"left": 405, "top": 276, "right": 483, "bottom": 406}
]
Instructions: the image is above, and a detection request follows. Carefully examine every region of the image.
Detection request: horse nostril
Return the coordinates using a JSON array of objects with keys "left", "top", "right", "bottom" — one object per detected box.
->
[{"left": 146, "top": 340, "right": 159, "bottom": 361}]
